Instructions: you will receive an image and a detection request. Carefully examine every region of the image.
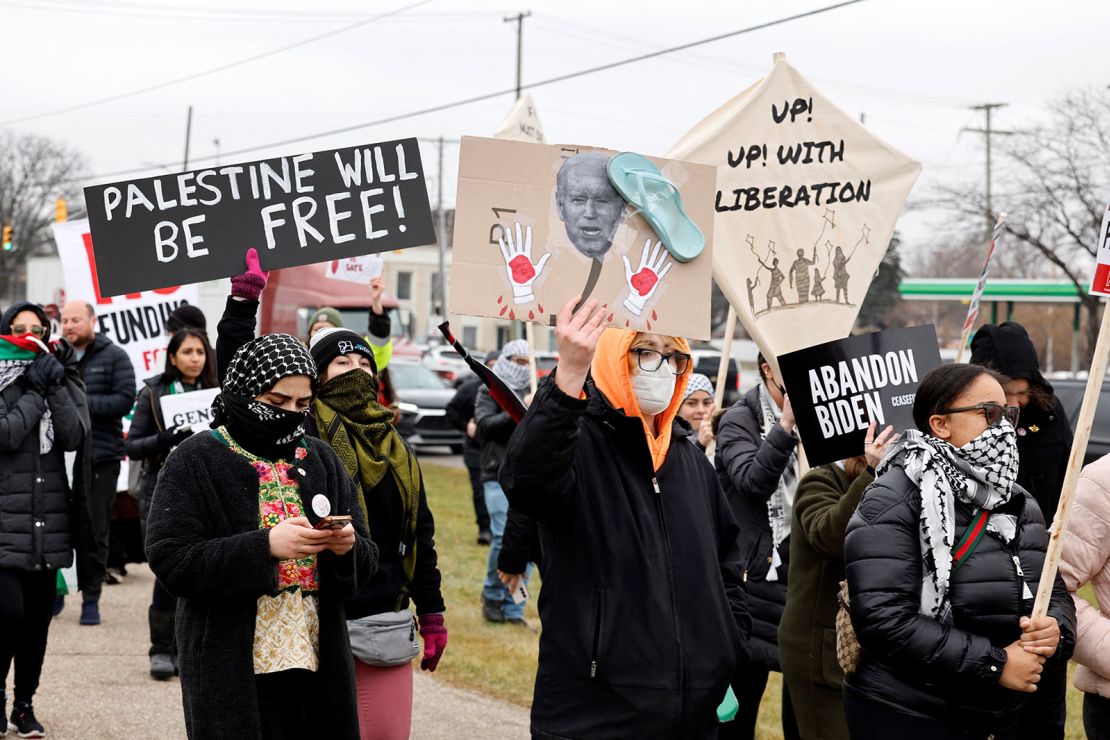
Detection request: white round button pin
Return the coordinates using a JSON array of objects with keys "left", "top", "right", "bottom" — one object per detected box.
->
[{"left": 311, "top": 494, "right": 331, "bottom": 518}]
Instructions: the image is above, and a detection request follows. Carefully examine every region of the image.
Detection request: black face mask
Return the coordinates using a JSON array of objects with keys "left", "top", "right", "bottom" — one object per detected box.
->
[{"left": 220, "top": 392, "right": 308, "bottom": 461}]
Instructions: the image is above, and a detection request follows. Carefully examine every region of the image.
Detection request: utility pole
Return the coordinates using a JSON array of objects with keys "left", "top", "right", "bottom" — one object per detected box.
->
[
  {"left": 503, "top": 11, "right": 531, "bottom": 100},
  {"left": 964, "top": 103, "right": 1013, "bottom": 240},
  {"left": 436, "top": 137, "right": 448, "bottom": 323},
  {"left": 183, "top": 105, "right": 193, "bottom": 170},
  {"left": 213, "top": 137, "right": 221, "bottom": 167}
]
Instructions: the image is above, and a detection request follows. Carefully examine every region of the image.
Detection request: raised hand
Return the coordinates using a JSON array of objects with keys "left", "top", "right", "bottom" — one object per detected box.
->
[
  {"left": 230, "top": 247, "right": 270, "bottom": 301},
  {"left": 553, "top": 296, "right": 608, "bottom": 399},
  {"left": 863, "top": 421, "right": 899, "bottom": 469},
  {"left": 370, "top": 276, "right": 385, "bottom": 315},
  {"left": 622, "top": 239, "right": 673, "bottom": 316},
  {"left": 499, "top": 222, "right": 551, "bottom": 304}
]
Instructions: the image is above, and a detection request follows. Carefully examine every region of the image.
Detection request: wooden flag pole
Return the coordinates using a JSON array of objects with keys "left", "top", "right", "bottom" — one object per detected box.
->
[
  {"left": 525, "top": 321, "right": 538, "bottom": 395},
  {"left": 714, "top": 306, "right": 737, "bottom": 410},
  {"left": 955, "top": 213, "right": 1007, "bottom": 364},
  {"left": 1031, "top": 300, "right": 1110, "bottom": 618}
]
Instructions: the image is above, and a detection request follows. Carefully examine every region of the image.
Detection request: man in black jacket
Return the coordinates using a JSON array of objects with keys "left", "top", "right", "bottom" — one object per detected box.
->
[
  {"left": 62, "top": 299, "right": 135, "bottom": 626},
  {"left": 444, "top": 352, "right": 498, "bottom": 546}
]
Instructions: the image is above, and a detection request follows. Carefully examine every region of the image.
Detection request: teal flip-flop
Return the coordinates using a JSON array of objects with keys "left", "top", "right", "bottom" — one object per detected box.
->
[
  {"left": 716, "top": 685, "right": 739, "bottom": 723},
  {"left": 607, "top": 152, "right": 705, "bottom": 263}
]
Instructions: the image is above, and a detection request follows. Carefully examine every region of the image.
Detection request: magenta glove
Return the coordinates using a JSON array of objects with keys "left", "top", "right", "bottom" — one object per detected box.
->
[
  {"left": 230, "top": 248, "right": 269, "bottom": 300},
  {"left": 418, "top": 613, "right": 448, "bottom": 672}
]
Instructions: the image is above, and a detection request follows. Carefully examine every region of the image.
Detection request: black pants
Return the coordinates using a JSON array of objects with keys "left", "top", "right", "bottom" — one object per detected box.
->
[
  {"left": 464, "top": 452, "right": 490, "bottom": 533},
  {"left": 719, "top": 662, "right": 800, "bottom": 740},
  {"left": 0, "top": 568, "right": 57, "bottom": 704},
  {"left": 843, "top": 689, "right": 984, "bottom": 740},
  {"left": 1086, "top": 693, "right": 1110, "bottom": 740},
  {"left": 993, "top": 656, "right": 1067, "bottom": 740},
  {"left": 255, "top": 669, "right": 321, "bottom": 739},
  {"left": 76, "top": 460, "right": 120, "bottom": 601},
  {"left": 148, "top": 579, "right": 177, "bottom": 656}
]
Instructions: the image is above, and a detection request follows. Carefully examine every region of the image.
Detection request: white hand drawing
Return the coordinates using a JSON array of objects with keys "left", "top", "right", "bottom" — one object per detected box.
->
[
  {"left": 498, "top": 222, "right": 551, "bottom": 305},
  {"left": 622, "top": 239, "right": 673, "bottom": 317}
]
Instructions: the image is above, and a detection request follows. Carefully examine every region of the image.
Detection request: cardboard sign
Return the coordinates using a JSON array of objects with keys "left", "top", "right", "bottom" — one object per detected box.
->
[
  {"left": 324, "top": 254, "right": 384, "bottom": 284},
  {"left": 83, "top": 139, "right": 436, "bottom": 296},
  {"left": 160, "top": 387, "right": 221, "bottom": 434},
  {"left": 778, "top": 325, "right": 942, "bottom": 466},
  {"left": 450, "top": 136, "right": 717, "bottom": 340},
  {"left": 493, "top": 94, "right": 545, "bottom": 144},
  {"left": 1091, "top": 201, "right": 1110, "bottom": 296},
  {"left": 668, "top": 58, "right": 921, "bottom": 366}
]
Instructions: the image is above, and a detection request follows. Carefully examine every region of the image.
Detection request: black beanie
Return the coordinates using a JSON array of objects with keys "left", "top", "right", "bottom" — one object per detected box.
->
[
  {"left": 165, "top": 303, "right": 207, "bottom": 334},
  {"left": 308, "top": 327, "right": 377, "bottom": 374}
]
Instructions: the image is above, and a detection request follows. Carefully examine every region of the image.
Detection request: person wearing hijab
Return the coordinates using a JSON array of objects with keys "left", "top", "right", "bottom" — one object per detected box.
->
[
  {"left": 843, "top": 363, "right": 1075, "bottom": 739},
  {"left": 145, "top": 334, "right": 376, "bottom": 740},
  {"left": 499, "top": 297, "right": 750, "bottom": 739},
  {"left": 0, "top": 302, "right": 86, "bottom": 738},
  {"left": 308, "top": 327, "right": 446, "bottom": 740},
  {"left": 678, "top": 372, "right": 716, "bottom": 452},
  {"left": 714, "top": 352, "right": 801, "bottom": 740},
  {"left": 475, "top": 338, "right": 534, "bottom": 624}
]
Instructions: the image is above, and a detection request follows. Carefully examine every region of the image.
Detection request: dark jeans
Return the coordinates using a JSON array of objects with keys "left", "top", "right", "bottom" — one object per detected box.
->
[
  {"left": 76, "top": 460, "right": 121, "bottom": 601},
  {"left": 464, "top": 451, "right": 490, "bottom": 533},
  {"left": 255, "top": 669, "right": 321, "bottom": 739},
  {"left": 1086, "top": 692, "right": 1110, "bottom": 740},
  {"left": 993, "top": 656, "right": 1067, "bottom": 740},
  {"left": 719, "top": 662, "right": 800, "bottom": 740},
  {"left": 843, "top": 689, "right": 984, "bottom": 740},
  {"left": 0, "top": 568, "right": 57, "bottom": 704}
]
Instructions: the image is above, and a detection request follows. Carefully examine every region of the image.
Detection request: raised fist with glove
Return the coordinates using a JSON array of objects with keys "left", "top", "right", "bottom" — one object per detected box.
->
[
  {"left": 23, "top": 351, "right": 65, "bottom": 394},
  {"left": 230, "top": 248, "right": 270, "bottom": 301},
  {"left": 418, "top": 613, "right": 448, "bottom": 672}
]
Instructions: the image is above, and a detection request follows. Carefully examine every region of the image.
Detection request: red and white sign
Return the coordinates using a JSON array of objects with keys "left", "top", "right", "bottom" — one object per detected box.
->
[
  {"left": 324, "top": 254, "right": 384, "bottom": 285},
  {"left": 1091, "top": 202, "right": 1110, "bottom": 296}
]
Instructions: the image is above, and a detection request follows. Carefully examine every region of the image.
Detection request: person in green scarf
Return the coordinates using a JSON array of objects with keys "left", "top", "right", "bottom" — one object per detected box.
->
[{"left": 308, "top": 327, "right": 446, "bottom": 740}]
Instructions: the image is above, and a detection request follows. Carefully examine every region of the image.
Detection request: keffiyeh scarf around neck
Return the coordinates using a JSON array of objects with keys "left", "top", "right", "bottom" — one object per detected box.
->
[
  {"left": 877, "top": 423, "right": 1020, "bottom": 622},
  {"left": 758, "top": 382, "right": 798, "bottom": 582}
]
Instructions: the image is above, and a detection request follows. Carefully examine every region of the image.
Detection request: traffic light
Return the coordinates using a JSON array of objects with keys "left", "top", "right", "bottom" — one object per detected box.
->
[
  {"left": 55, "top": 198, "right": 67, "bottom": 223},
  {"left": 1, "top": 222, "right": 11, "bottom": 252}
]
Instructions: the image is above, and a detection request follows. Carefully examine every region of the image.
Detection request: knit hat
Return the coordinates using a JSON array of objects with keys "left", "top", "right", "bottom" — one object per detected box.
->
[
  {"left": 310, "top": 307, "right": 344, "bottom": 331},
  {"left": 683, "top": 373, "right": 714, "bottom": 401},
  {"left": 309, "top": 327, "right": 377, "bottom": 375},
  {"left": 165, "top": 303, "right": 207, "bottom": 334}
]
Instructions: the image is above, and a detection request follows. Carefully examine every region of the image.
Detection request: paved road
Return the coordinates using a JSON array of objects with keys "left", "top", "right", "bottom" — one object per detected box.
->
[{"left": 17, "top": 564, "right": 528, "bottom": 739}]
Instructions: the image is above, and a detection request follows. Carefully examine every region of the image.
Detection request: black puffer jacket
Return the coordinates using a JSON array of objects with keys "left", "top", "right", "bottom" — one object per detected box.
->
[
  {"left": 78, "top": 333, "right": 135, "bottom": 465},
  {"left": 844, "top": 466, "right": 1076, "bottom": 736},
  {"left": 0, "top": 324, "right": 87, "bottom": 571},
  {"left": 715, "top": 384, "right": 797, "bottom": 669},
  {"left": 500, "top": 376, "right": 750, "bottom": 739}
]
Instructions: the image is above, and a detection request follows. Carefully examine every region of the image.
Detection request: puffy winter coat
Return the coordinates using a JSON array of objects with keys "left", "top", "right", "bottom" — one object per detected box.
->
[
  {"left": 0, "top": 356, "right": 87, "bottom": 571},
  {"left": 475, "top": 382, "right": 526, "bottom": 484},
  {"left": 78, "top": 333, "right": 135, "bottom": 465},
  {"left": 715, "top": 384, "right": 797, "bottom": 669},
  {"left": 844, "top": 466, "right": 1076, "bottom": 736},
  {"left": 1058, "top": 453, "right": 1110, "bottom": 699},
  {"left": 500, "top": 361, "right": 750, "bottom": 737}
]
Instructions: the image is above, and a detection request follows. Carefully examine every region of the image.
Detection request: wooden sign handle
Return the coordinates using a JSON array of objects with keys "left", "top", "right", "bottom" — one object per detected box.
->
[{"left": 714, "top": 306, "right": 737, "bottom": 410}]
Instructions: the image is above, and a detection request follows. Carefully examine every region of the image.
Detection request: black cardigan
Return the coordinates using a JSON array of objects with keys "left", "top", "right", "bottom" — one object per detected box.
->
[{"left": 145, "top": 432, "right": 377, "bottom": 739}]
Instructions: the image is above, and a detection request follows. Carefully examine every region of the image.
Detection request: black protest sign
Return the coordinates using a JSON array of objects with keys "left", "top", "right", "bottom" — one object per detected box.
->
[
  {"left": 778, "top": 325, "right": 942, "bottom": 467},
  {"left": 84, "top": 139, "right": 435, "bottom": 296}
]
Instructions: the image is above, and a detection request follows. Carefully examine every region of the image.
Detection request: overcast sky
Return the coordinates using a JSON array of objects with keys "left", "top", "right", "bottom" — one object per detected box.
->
[{"left": 4, "top": 0, "right": 1107, "bottom": 260}]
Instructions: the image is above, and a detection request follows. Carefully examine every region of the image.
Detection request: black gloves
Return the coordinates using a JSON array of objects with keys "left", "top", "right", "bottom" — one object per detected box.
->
[
  {"left": 158, "top": 426, "right": 194, "bottom": 449},
  {"left": 23, "top": 352, "right": 65, "bottom": 394}
]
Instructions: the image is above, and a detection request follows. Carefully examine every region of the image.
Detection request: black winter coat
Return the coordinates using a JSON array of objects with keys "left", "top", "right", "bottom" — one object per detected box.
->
[
  {"left": 714, "top": 385, "right": 797, "bottom": 669},
  {"left": 844, "top": 466, "right": 1076, "bottom": 736},
  {"left": 475, "top": 382, "right": 525, "bottom": 483},
  {"left": 500, "top": 376, "right": 751, "bottom": 739},
  {"left": 1013, "top": 397, "right": 1071, "bottom": 522},
  {"left": 0, "top": 366, "right": 86, "bottom": 571},
  {"left": 78, "top": 334, "right": 135, "bottom": 465},
  {"left": 146, "top": 432, "right": 377, "bottom": 739},
  {"left": 445, "top": 376, "right": 481, "bottom": 462}
]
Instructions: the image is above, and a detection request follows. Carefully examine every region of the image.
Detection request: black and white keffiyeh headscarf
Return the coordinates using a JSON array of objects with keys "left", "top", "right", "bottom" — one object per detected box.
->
[
  {"left": 493, "top": 339, "right": 531, "bottom": 392},
  {"left": 758, "top": 382, "right": 798, "bottom": 582},
  {"left": 877, "top": 422, "right": 1019, "bottom": 622}
]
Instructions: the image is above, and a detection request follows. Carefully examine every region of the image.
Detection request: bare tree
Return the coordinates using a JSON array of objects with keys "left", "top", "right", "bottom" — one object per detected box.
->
[
  {"left": 936, "top": 87, "right": 1110, "bottom": 364},
  {"left": 0, "top": 131, "right": 89, "bottom": 303}
]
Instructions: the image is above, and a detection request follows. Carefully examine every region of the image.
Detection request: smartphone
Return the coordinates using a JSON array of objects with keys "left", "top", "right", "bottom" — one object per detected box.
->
[
  {"left": 314, "top": 515, "right": 352, "bottom": 530},
  {"left": 510, "top": 581, "right": 529, "bottom": 605}
]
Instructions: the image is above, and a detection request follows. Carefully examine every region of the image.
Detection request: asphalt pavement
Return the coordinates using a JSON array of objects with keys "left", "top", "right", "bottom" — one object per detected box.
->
[{"left": 13, "top": 563, "right": 528, "bottom": 739}]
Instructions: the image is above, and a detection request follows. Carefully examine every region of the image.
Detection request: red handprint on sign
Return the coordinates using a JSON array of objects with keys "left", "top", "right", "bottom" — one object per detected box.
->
[
  {"left": 498, "top": 222, "right": 551, "bottom": 305},
  {"left": 622, "top": 239, "right": 672, "bottom": 317}
]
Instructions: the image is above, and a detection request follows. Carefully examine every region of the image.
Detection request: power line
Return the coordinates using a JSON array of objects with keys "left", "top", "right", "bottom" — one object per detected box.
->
[
  {"left": 0, "top": 0, "right": 435, "bottom": 127},
  {"left": 75, "top": 0, "right": 867, "bottom": 184}
]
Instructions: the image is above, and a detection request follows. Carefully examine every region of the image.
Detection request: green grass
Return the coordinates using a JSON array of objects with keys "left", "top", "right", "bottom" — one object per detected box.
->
[{"left": 422, "top": 460, "right": 1097, "bottom": 737}]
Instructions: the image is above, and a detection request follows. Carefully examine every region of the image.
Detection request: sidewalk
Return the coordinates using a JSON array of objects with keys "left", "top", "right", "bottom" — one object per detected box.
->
[{"left": 15, "top": 564, "right": 529, "bottom": 739}]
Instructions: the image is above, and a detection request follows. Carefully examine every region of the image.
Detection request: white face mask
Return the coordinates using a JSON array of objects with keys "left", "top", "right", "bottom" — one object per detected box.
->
[{"left": 630, "top": 362, "right": 676, "bottom": 416}]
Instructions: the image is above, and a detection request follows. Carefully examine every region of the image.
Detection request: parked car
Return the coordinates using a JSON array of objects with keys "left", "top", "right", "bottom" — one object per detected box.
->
[
  {"left": 690, "top": 350, "right": 742, "bottom": 407},
  {"left": 1052, "top": 377, "right": 1110, "bottom": 466},
  {"left": 423, "top": 345, "right": 472, "bottom": 386},
  {"left": 390, "top": 361, "right": 465, "bottom": 452},
  {"left": 535, "top": 351, "right": 559, "bottom": 379}
]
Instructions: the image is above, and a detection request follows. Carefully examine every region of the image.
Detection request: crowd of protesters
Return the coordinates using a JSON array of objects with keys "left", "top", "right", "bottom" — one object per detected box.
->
[{"left": 0, "top": 254, "right": 1107, "bottom": 740}]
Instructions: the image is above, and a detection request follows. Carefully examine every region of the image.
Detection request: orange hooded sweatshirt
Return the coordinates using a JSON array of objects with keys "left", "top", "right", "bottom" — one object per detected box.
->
[{"left": 590, "top": 328, "right": 691, "bottom": 471}]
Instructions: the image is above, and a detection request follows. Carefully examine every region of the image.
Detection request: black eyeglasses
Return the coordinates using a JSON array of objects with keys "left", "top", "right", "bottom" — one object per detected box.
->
[
  {"left": 938, "top": 402, "right": 1020, "bottom": 428},
  {"left": 630, "top": 348, "right": 691, "bottom": 376},
  {"left": 11, "top": 324, "right": 46, "bottom": 338}
]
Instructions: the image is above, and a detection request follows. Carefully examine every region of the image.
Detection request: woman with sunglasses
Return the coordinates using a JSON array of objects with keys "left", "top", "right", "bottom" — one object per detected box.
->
[
  {"left": 843, "top": 363, "right": 1075, "bottom": 739},
  {"left": 499, "top": 296, "right": 750, "bottom": 739}
]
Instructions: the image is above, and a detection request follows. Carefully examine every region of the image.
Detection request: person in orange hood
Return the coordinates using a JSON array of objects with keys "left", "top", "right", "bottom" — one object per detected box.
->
[{"left": 499, "top": 296, "right": 751, "bottom": 740}]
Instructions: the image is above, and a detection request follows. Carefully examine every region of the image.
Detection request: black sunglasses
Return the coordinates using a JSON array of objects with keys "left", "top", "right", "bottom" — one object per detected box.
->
[
  {"left": 630, "top": 348, "right": 692, "bottom": 376},
  {"left": 937, "top": 402, "right": 1020, "bottom": 428}
]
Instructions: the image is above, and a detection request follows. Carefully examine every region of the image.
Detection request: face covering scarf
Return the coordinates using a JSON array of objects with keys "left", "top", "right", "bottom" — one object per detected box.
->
[
  {"left": 0, "top": 334, "right": 53, "bottom": 453},
  {"left": 630, "top": 361, "right": 676, "bottom": 416},
  {"left": 493, "top": 339, "right": 532, "bottom": 393},
  {"left": 758, "top": 381, "right": 798, "bottom": 582},
  {"left": 877, "top": 421, "right": 1019, "bottom": 622}
]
